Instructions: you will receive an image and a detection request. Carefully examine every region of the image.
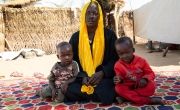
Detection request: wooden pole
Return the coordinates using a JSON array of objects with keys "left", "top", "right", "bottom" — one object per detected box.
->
[
  {"left": 4, "top": 38, "right": 12, "bottom": 51},
  {"left": 132, "top": 11, "right": 136, "bottom": 44}
]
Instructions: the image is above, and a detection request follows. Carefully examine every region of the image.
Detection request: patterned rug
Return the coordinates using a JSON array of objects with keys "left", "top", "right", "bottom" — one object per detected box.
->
[{"left": 0, "top": 72, "right": 180, "bottom": 110}]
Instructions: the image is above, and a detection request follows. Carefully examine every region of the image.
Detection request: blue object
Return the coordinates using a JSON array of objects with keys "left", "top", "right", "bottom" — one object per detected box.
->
[
  {"left": 164, "top": 96, "right": 178, "bottom": 100},
  {"left": 108, "top": 106, "right": 121, "bottom": 110},
  {"left": 21, "top": 104, "right": 34, "bottom": 108},
  {"left": 157, "top": 106, "right": 174, "bottom": 110},
  {"left": 36, "top": 102, "right": 48, "bottom": 106}
]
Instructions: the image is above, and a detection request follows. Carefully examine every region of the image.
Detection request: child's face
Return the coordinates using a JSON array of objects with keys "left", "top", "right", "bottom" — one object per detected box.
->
[
  {"left": 57, "top": 46, "right": 73, "bottom": 66},
  {"left": 115, "top": 43, "right": 134, "bottom": 63}
]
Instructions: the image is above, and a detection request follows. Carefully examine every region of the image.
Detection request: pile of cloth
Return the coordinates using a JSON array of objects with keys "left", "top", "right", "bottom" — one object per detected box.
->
[{"left": 0, "top": 48, "right": 45, "bottom": 60}]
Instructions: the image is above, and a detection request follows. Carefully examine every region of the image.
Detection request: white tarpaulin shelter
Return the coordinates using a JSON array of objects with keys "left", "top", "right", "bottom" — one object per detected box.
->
[
  {"left": 34, "top": 0, "right": 90, "bottom": 9},
  {"left": 123, "top": 0, "right": 180, "bottom": 44},
  {"left": 134, "top": 0, "right": 180, "bottom": 44}
]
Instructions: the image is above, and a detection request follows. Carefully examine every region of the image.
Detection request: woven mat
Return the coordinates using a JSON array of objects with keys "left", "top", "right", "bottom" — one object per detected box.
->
[{"left": 0, "top": 72, "right": 180, "bottom": 110}]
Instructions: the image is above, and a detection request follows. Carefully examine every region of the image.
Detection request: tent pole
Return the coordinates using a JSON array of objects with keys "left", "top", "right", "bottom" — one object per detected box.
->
[{"left": 132, "top": 11, "right": 136, "bottom": 44}]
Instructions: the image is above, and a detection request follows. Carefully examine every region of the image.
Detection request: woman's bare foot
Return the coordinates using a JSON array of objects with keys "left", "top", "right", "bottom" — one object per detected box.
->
[
  {"left": 150, "top": 97, "right": 164, "bottom": 105},
  {"left": 116, "top": 97, "right": 126, "bottom": 104}
]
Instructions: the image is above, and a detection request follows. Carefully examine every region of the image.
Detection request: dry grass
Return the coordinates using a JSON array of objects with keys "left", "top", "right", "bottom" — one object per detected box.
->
[{"left": 3, "top": 7, "right": 81, "bottom": 54}]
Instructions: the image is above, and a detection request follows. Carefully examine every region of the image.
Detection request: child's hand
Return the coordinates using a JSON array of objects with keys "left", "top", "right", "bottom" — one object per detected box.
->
[
  {"left": 139, "top": 78, "right": 148, "bottom": 88},
  {"left": 51, "top": 88, "right": 57, "bottom": 101},
  {"left": 61, "top": 84, "right": 68, "bottom": 94},
  {"left": 114, "top": 76, "right": 122, "bottom": 84}
]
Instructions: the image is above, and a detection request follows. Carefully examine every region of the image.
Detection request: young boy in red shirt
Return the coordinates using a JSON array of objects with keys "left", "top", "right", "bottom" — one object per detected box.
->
[{"left": 114, "top": 37, "right": 163, "bottom": 105}]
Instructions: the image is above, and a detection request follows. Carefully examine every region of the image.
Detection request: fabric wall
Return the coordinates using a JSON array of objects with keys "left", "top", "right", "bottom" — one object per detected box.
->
[
  {"left": 34, "top": 0, "right": 90, "bottom": 9},
  {"left": 134, "top": 0, "right": 180, "bottom": 44}
]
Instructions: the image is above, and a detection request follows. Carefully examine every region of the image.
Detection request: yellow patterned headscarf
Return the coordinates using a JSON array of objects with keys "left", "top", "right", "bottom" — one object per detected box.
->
[{"left": 79, "top": 0, "right": 105, "bottom": 77}]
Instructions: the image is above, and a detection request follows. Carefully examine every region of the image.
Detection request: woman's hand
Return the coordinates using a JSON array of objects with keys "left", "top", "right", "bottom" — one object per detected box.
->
[
  {"left": 82, "top": 77, "right": 90, "bottom": 85},
  {"left": 88, "top": 71, "right": 104, "bottom": 86}
]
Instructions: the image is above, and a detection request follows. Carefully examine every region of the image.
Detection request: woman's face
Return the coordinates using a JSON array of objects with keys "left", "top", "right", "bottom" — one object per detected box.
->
[{"left": 85, "top": 2, "right": 100, "bottom": 28}]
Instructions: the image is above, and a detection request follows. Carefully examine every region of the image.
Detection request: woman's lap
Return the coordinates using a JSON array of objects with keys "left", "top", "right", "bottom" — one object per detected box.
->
[{"left": 65, "top": 78, "right": 115, "bottom": 104}]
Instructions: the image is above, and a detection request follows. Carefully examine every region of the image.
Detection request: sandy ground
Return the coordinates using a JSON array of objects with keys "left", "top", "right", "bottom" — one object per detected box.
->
[{"left": 0, "top": 43, "right": 180, "bottom": 80}]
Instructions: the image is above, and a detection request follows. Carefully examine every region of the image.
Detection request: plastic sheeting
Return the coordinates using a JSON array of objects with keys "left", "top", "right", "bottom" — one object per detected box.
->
[
  {"left": 132, "top": 0, "right": 180, "bottom": 44},
  {"left": 34, "top": 0, "right": 90, "bottom": 9}
]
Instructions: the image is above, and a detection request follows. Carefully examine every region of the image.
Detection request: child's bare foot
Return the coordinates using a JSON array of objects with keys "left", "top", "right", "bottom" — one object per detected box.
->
[
  {"left": 36, "top": 90, "right": 40, "bottom": 95},
  {"left": 150, "top": 97, "right": 164, "bottom": 105},
  {"left": 36, "top": 90, "right": 45, "bottom": 100},
  {"left": 54, "top": 99, "right": 63, "bottom": 103},
  {"left": 116, "top": 97, "right": 126, "bottom": 104}
]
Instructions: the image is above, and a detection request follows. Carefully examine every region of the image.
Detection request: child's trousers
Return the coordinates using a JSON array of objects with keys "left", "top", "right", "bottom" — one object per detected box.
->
[
  {"left": 115, "top": 81, "right": 155, "bottom": 105},
  {"left": 39, "top": 85, "right": 64, "bottom": 102}
]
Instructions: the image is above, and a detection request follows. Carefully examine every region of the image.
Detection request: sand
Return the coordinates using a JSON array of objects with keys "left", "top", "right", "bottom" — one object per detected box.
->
[{"left": 0, "top": 43, "right": 180, "bottom": 80}]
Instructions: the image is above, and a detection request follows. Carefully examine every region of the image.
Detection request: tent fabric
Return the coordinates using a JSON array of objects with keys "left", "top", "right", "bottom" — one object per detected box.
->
[
  {"left": 0, "top": 48, "right": 45, "bottom": 60},
  {"left": 34, "top": 0, "right": 90, "bottom": 9},
  {"left": 133, "top": 0, "right": 180, "bottom": 44}
]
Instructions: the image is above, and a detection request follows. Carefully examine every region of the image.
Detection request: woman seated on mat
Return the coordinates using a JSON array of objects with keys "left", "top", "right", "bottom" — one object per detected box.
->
[{"left": 64, "top": 0, "right": 118, "bottom": 105}]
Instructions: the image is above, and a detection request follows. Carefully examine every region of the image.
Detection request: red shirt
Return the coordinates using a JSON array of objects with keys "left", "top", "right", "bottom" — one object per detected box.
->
[{"left": 114, "top": 55, "right": 155, "bottom": 86}]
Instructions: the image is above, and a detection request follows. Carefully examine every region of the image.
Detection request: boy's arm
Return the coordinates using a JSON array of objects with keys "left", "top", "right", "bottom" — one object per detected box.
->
[
  {"left": 114, "top": 63, "right": 125, "bottom": 83},
  {"left": 114, "top": 63, "right": 125, "bottom": 78},
  {"left": 48, "top": 72, "right": 56, "bottom": 90},
  {"left": 48, "top": 71, "right": 57, "bottom": 100},
  {"left": 142, "top": 59, "right": 155, "bottom": 81},
  {"left": 48, "top": 63, "right": 58, "bottom": 90}
]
